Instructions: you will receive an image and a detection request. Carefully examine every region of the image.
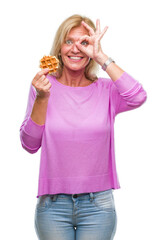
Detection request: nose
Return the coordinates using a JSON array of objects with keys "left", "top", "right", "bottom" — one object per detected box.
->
[{"left": 71, "top": 43, "right": 80, "bottom": 53}]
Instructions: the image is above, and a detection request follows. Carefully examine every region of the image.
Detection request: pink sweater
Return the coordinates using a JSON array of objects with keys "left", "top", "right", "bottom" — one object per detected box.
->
[{"left": 19, "top": 71, "right": 147, "bottom": 198}]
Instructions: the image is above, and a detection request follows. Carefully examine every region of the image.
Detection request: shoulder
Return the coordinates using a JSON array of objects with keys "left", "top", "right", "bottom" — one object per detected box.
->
[{"left": 96, "top": 77, "right": 113, "bottom": 89}]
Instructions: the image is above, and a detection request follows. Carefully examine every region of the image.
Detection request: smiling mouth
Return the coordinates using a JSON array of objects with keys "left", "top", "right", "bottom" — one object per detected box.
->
[{"left": 68, "top": 56, "right": 83, "bottom": 60}]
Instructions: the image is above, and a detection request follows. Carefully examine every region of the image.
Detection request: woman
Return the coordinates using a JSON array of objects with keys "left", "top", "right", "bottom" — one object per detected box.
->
[{"left": 20, "top": 14, "right": 147, "bottom": 240}]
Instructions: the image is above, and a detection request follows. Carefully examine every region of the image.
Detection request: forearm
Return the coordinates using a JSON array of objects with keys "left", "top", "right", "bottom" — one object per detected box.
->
[
  {"left": 96, "top": 53, "right": 125, "bottom": 82},
  {"left": 30, "top": 96, "right": 49, "bottom": 125}
]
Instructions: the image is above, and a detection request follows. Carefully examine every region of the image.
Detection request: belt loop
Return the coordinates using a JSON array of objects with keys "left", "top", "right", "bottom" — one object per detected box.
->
[
  {"left": 89, "top": 192, "right": 94, "bottom": 202},
  {"left": 51, "top": 194, "right": 57, "bottom": 202}
]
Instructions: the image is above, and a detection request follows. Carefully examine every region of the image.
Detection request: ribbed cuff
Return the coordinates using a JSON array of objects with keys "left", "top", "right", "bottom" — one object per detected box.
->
[
  {"left": 114, "top": 72, "right": 139, "bottom": 94},
  {"left": 23, "top": 116, "right": 45, "bottom": 139}
]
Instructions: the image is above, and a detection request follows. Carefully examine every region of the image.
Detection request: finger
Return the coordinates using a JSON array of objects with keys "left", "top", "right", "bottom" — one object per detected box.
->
[
  {"left": 96, "top": 19, "right": 101, "bottom": 34},
  {"left": 39, "top": 68, "right": 50, "bottom": 75},
  {"left": 33, "top": 75, "right": 45, "bottom": 88},
  {"left": 34, "top": 68, "right": 50, "bottom": 82},
  {"left": 75, "top": 41, "right": 86, "bottom": 52},
  {"left": 78, "top": 35, "right": 91, "bottom": 43},
  {"left": 81, "top": 21, "right": 94, "bottom": 35},
  {"left": 43, "top": 82, "right": 52, "bottom": 91},
  {"left": 42, "top": 77, "right": 50, "bottom": 86},
  {"left": 34, "top": 78, "right": 51, "bottom": 92},
  {"left": 99, "top": 26, "right": 108, "bottom": 41},
  {"left": 76, "top": 35, "right": 92, "bottom": 49},
  {"left": 75, "top": 41, "right": 89, "bottom": 54},
  {"left": 48, "top": 82, "right": 52, "bottom": 90},
  {"left": 39, "top": 75, "right": 46, "bottom": 82},
  {"left": 76, "top": 35, "right": 91, "bottom": 53}
]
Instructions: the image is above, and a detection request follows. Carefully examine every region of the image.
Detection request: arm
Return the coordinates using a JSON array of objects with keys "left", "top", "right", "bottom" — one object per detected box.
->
[
  {"left": 110, "top": 71, "right": 147, "bottom": 115},
  {"left": 97, "top": 54, "right": 147, "bottom": 114},
  {"left": 19, "top": 85, "right": 46, "bottom": 154},
  {"left": 95, "top": 53, "right": 125, "bottom": 82},
  {"left": 31, "top": 96, "right": 49, "bottom": 125},
  {"left": 19, "top": 68, "right": 51, "bottom": 154},
  {"left": 77, "top": 20, "right": 147, "bottom": 114}
]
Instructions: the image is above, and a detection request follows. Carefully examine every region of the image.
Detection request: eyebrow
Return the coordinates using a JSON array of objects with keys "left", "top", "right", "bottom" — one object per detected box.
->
[
  {"left": 65, "top": 37, "right": 88, "bottom": 43},
  {"left": 65, "top": 36, "right": 76, "bottom": 41}
]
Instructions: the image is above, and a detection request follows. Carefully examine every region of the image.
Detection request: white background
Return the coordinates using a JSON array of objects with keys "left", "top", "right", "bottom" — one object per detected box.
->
[{"left": 1, "top": 0, "right": 167, "bottom": 239}]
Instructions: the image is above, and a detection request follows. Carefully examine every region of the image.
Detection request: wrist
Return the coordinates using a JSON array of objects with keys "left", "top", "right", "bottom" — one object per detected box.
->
[
  {"left": 102, "top": 57, "right": 115, "bottom": 71},
  {"left": 94, "top": 53, "right": 109, "bottom": 66},
  {"left": 36, "top": 89, "right": 50, "bottom": 100},
  {"left": 36, "top": 94, "right": 50, "bottom": 103}
]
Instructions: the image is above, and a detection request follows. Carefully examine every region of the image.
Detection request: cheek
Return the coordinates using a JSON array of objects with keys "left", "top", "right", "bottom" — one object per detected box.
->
[
  {"left": 84, "top": 57, "right": 91, "bottom": 65},
  {"left": 61, "top": 48, "right": 70, "bottom": 63},
  {"left": 60, "top": 45, "right": 70, "bottom": 56}
]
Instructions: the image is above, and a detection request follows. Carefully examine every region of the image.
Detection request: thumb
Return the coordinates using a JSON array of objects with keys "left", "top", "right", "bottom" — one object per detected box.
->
[
  {"left": 76, "top": 41, "right": 90, "bottom": 56},
  {"left": 75, "top": 41, "right": 85, "bottom": 51}
]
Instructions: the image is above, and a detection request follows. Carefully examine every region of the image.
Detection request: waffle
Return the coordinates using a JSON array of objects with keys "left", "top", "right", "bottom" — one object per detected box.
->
[{"left": 39, "top": 55, "right": 59, "bottom": 74}]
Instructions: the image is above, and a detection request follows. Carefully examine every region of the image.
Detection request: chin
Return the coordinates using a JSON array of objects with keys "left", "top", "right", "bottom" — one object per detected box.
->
[{"left": 65, "top": 64, "right": 87, "bottom": 72}]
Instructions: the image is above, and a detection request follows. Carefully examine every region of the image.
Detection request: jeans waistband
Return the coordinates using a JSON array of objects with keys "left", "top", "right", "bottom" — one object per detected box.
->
[
  {"left": 49, "top": 189, "right": 113, "bottom": 202},
  {"left": 50, "top": 192, "right": 94, "bottom": 201}
]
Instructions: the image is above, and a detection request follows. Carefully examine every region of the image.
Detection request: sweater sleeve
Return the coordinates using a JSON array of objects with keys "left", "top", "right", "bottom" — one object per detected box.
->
[
  {"left": 110, "top": 71, "right": 147, "bottom": 115},
  {"left": 19, "top": 84, "right": 45, "bottom": 154}
]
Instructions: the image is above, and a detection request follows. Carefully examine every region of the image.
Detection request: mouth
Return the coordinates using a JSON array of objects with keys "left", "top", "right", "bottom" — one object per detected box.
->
[{"left": 68, "top": 56, "right": 84, "bottom": 60}]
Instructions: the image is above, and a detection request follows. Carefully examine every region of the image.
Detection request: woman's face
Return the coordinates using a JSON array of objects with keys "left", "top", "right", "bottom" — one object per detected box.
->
[{"left": 60, "top": 25, "right": 90, "bottom": 72}]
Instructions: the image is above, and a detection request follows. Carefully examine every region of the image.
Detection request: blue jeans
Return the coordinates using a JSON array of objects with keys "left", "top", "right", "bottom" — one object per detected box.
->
[{"left": 34, "top": 189, "right": 117, "bottom": 240}]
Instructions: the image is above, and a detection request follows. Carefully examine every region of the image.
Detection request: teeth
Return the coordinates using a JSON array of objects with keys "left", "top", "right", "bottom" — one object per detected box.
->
[{"left": 69, "top": 57, "right": 82, "bottom": 60}]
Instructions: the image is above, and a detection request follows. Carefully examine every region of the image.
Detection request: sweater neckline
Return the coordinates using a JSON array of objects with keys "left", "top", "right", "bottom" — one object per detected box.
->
[{"left": 52, "top": 75, "right": 99, "bottom": 90}]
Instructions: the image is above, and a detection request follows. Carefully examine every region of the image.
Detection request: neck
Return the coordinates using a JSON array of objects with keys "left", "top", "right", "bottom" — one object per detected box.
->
[{"left": 59, "top": 67, "right": 88, "bottom": 87}]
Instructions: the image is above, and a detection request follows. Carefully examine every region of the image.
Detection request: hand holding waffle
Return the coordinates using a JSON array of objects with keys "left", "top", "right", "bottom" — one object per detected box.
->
[
  {"left": 31, "top": 56, "right": 59, "bottom": 99},
  {"left": 32, "top": 68, "right": 52, "bottom": 99}
]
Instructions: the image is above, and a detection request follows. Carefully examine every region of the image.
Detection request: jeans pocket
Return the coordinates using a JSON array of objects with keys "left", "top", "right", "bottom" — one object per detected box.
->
[
  {"left": 93, "top": 190, "right": 116, "bottom": 212},
  {"left": 36, "top": 195, "right": 52, "bottom": 213}
]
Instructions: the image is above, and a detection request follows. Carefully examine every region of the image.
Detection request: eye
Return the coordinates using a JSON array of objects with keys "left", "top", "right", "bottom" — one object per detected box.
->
[
  {"left": 81, "top": 41, "right": 88, "bottom": 46},
  {"left": 66, "top": 40, "right": 73, "bottom": 45}
]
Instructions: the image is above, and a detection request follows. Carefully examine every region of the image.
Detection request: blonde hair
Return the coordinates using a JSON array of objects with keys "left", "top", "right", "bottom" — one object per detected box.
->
[{"left": 50, "top": 14, "right": 99, "bottom": 81}]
